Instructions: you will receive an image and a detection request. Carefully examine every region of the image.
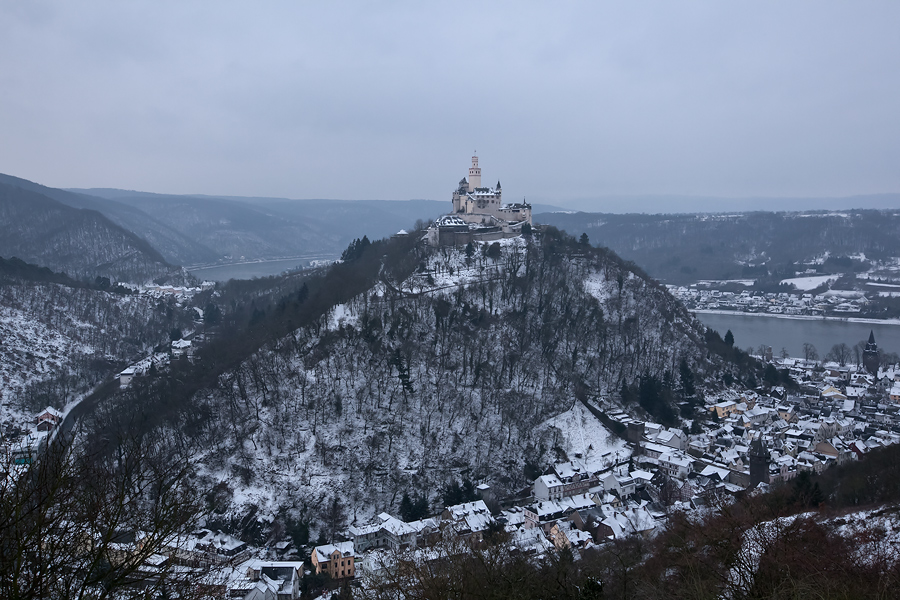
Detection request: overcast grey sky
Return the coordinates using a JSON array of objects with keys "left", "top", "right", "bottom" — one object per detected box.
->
[{"left": 1, "top": 1, "right": 899, "bottom": 210}]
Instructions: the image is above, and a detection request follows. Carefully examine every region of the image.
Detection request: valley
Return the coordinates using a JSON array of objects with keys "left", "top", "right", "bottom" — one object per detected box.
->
[{"left": 3, "top": 175, "right": 900, "bottom": 598}]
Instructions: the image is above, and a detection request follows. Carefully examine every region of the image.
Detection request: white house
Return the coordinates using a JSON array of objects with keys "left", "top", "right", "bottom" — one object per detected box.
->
[
  {"left": 534, "top": 474, "right": 565, "bottom": 501},
  {"left": 659, "top": 453, "right": 692, "bottom": 480}
]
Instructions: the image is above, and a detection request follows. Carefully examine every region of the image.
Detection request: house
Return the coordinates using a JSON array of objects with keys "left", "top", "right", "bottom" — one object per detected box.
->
[
  {"left": 194, "top": 529, "right": 247, "bottom": 558},
  {"left": 551, "top": 460, "right": 600, "bottom": 497},
  {"left": 653, "top": 428, "right": 687, "bottom": 451},
  {"left": 311, "top": 542, "right": 356, "bottom": 579},
  {"left": 814, "top": 439, "right": 854, "bottom": 465},
  {"left": 600, "top": 507, "right": 657, "bottom": 540},
  {"left": 140, "top": 529, "right": 249, "bottom": 569},
  {"left": 658, "top": 453, "right": 692, "bottom": 480},
  {"left": 712, "top": 401, "right": 739, "bottom": 419},
  {"left": 641, "top": 441, "right": 670, "bottom": 461},
  {"left": 119, "top": 367, "right": 136, "bottom": 388},
  {"left": 549, "top": 521, "right": 593, "bottom": 550},
  {"left": 233, "top": 560, "right": 304, "bottom": 600},
  {"left": 820, "top": 385, "right": 847, "bottom": 402},
  {"left": 776, "top": 405, "right": 797, "bottom": 423},
  {"left": 171, "top": 338, "right": 192, "bottom": 358},
  {"left": 441, "top": 500, "right": 493, "bottom": 537},
  {"left": 602, "top": 471, "right": 636, "bottom": 497},
  {"left": 509, "top": 527, "right": 555, "bottom": 555},
  {"left": 349, "top": 512, "right": 434, "bottom": 552},
  {"left": 35, "top": 407, "right": 63, "bottom": 432},
  {"left": 568, "top": 505, "right": 608, "bottom": 543},
  {"left": 534, "top": 474, "right": 565, "bottom": 501},
  {"left": 889, "top": 384, "right": 900, "bottom": 402},
  {"left": 499, "top": 506, "right": 539, "bottom": 531},
  {"left": 9, "top": 436, "right": 41, "bottom": 465},
  {"left": 526, "top": 500, "right": 568, "bottom": 526}
]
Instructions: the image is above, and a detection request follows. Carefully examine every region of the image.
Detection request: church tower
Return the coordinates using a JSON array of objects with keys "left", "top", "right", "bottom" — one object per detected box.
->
[
  {"left": 863, "top": 330, "right": 880, "bottom": 376},
  {"left": 467, "top": 155, "right": 482, "bottom": 192},
  {"left": 749, "top": 437, "right": 770, "bottom": 488}
]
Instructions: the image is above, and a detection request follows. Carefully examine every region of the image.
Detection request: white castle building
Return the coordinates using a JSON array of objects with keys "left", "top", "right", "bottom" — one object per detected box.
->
[
  {"left": 428, "top": 155, "right": 531, "bottom": 246},
  {"left": 451, "top": 155, "right": 532, "bottom": 225}
]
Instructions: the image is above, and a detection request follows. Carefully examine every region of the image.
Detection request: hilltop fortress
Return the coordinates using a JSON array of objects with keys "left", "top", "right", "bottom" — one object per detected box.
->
[{"left": 427, "top": 155, "right": 532, "bottom": 246}]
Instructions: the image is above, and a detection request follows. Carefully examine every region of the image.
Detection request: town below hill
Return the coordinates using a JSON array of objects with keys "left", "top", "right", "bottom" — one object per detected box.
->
[
  {"left": 9, "top": 334, "right": 900, "bottom": 598},
  {"left": 4, "top": 229, "right": 900, "bottom": 597}
]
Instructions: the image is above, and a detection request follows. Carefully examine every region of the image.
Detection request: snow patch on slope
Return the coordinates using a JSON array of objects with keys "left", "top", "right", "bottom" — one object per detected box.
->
[{"left": 541, "top": 402, "right": 627, "bottom": 472}]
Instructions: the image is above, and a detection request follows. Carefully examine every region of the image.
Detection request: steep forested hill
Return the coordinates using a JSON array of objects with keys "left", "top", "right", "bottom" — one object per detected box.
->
[
  {"left": 0, "top": 181, "right": 186, "bottom": 283},
  {"left": 537, "top": 210, "right": 900, "bottom": 284},
  {"left": 0, "top": 173, "right": 220, "bottom": 267},
  {"left": 93, "top": 230, "right": 739, "bottom": 536},
  {"left": 0, "top": 259, "right": 194, "bottom": 426}
]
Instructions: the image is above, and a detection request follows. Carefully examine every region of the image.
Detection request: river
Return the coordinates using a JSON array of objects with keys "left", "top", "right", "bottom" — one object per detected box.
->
[
  {"left": 187, "top": 256, "right": 336, "bottom": 282},
  {"left": 695, "top": 312, "right": 900, "bottom": 358}
]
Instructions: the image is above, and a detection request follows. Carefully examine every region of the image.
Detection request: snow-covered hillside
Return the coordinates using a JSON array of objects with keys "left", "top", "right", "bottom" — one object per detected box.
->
[
  {"left": 0, "top": 277, "right": 194, "bottom": 429},
  {"left": 149, "top": 233, "right": 716, "bottom": 533}
]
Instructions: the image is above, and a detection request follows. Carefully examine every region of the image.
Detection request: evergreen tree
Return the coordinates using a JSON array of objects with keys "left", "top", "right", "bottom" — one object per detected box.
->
[
  {"left": 203, "top": 302, "right": 221, "bottom": 325},
  {"left": 341, "top": 236, "right": 371, "bottom": 262},
  {"left": 724, "top": 329, "right": 735, "bottom": 347},
  {"left": 399, "top": 493, "right": 415, "bottom": 522},
  {"left": 413, "top": 495, "right": 429, "bottom": 520}
]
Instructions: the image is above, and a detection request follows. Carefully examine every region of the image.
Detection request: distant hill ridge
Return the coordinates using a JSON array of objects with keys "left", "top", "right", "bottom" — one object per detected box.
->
[
  {"left": 536, "top": 209, "right": 900, "bottom": 284},
  {"left": 68, "top": 187, "right": 451, "bottom": 265},
  {"left": 0, "top": 179, "right": 186, "bottom": 283}
]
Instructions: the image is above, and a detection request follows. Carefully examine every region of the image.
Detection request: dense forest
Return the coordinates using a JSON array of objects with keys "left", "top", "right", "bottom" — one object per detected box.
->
[{"left": 76, "top": 228, "right": 764, "bottom": 547}]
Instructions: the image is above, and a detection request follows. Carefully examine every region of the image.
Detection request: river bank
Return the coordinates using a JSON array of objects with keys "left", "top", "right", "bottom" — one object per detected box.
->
[
  {"left": 695, "top": 312, "right": 900, "bottom": 358},
  {"left": 693, "top": 309, "right": 900, "bottom": 326}
]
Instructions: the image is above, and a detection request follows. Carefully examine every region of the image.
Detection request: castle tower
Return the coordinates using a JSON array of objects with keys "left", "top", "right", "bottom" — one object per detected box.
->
[
  {"left": 748, "top": 436, "right": 770, "bottom": 488},
  {"left": 467, "top": 155, "right": 481, "bottom": 192},
  {"left": 863, "top": 330, "right": 880, "bottom": 376}
]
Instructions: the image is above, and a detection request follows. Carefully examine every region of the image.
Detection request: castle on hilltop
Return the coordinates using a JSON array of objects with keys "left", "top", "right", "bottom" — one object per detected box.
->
[{"left": 427, "top": 155, "right": 532, "bottom": 246}]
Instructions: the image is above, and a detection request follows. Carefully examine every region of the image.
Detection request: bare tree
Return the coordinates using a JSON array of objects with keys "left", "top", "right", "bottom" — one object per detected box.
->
[
  {"left": 853, "top": 340, "right": 867, "bottom": 367},
  {"left": 0, "top": 431, "right": 212, "bottom": 600},
  {"left": 323, "top": 495, "right": 348, "bottom": 543},
  {"left": 826, "top": 343, "right": 852, "bottom": 367},
  {"left": 802, "top": 342, "right": 819, "bottom": 362}
]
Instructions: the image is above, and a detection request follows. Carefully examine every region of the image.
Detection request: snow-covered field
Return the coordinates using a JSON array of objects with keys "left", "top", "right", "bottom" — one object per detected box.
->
[
  {"left": 541, "top": 402, "right": 627, "bottom": 472},
  {"left": 779, "top": 275, "right": 837, "bottom": 291}
]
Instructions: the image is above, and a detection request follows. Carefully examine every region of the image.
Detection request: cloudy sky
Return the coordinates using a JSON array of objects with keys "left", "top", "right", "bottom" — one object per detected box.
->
[{"left": 2, "top": 1, "right": 899, "bottom": 210}]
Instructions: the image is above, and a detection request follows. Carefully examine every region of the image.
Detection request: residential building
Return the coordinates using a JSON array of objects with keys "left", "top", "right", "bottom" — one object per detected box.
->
[{"left": 311, "top": 542, "right": 356, "bottom": 579}]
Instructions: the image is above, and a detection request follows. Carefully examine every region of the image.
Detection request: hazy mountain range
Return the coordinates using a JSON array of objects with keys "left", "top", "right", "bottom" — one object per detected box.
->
[
  {"left": 4, "top": 169, "right": 899, "bottom": 289},
  {"left": 537, "top": 210, "right": 900, "bottom": 284}
]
